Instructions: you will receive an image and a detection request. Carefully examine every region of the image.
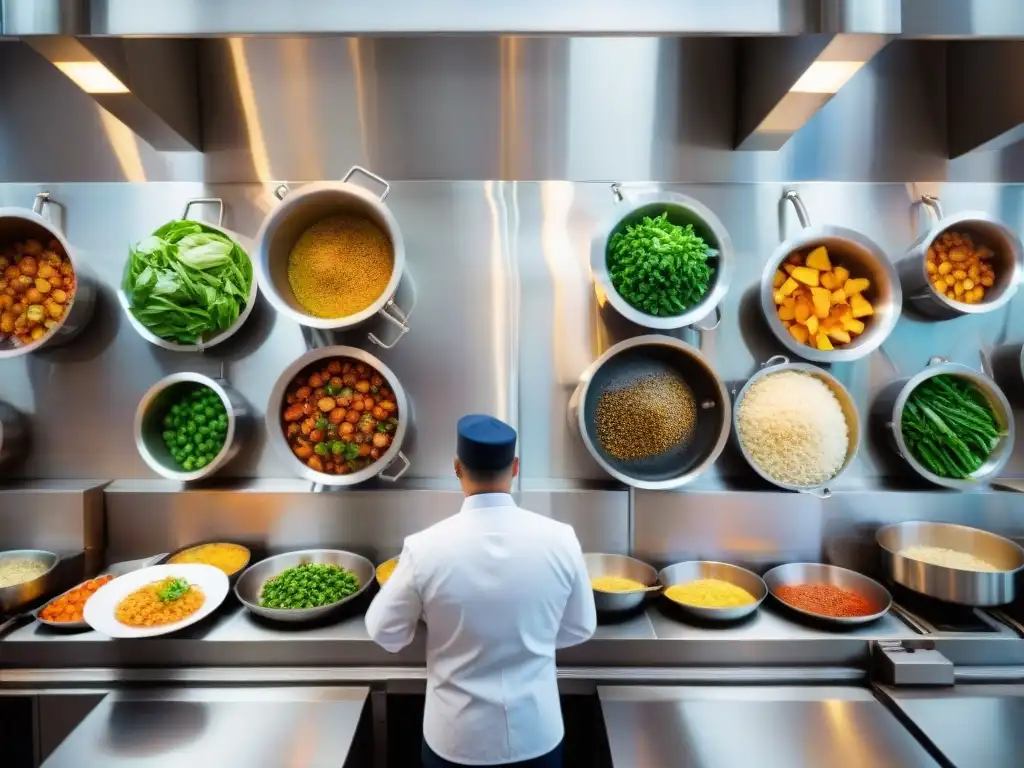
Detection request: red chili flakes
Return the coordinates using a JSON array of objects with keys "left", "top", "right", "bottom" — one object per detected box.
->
[{"left": 774, "top": 583, "right": 877, "bottom": 618}]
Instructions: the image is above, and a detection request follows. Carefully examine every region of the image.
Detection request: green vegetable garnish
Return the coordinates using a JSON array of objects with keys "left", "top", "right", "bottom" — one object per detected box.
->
[
  {"left": 157, "top": 577, "right": 191, "bottom": 602},
  {"left": 123, "top": 219, "right": 254, "bottom": 345},
  {"left": 258, "top": 563, "right": 360, "bottom": 610},
  {"left": 607, "top": 212, "right": 716, "bottom": 317},
  {"left": 901, "top": 375, "right": 1005, "bottom": 479}
]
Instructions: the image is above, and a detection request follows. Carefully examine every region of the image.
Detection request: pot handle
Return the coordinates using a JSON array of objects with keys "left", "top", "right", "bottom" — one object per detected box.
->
[
  {"left": 783, "top": 191, "right": 812, "bottom": 229},
  {"left": 920, "top": 195, "right": 944, "bottom": 223},
  {"left": 689, "top": 306, "right": 722, "bottom": 332},
  {"left": 182, "top": 198, "right": 225, "bottom": 227},
  {"left": 344, "top": 166, "right": 391, "bottom": 202},
  {"left": 379, "top": 451, "right": 410, "bottom": 482},
  {"left": 762, "top": 354, "right": 790, "bottom": 369},
  {"left": 369, "top": 299, "right": 410, "bottom": 349},
  {"left": 886, "top": 421, "right": 905, "bottom": 458},
  {"left": 31, "top": 191, "right": 50, "bottom": 216},
  {"left": 802, "top": 486, "right": 832, "bottom": 499}
]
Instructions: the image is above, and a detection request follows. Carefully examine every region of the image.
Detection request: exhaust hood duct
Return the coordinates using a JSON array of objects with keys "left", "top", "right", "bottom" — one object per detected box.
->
[{"left": 23, "top": 35, "right": 201, "bottom": 151}]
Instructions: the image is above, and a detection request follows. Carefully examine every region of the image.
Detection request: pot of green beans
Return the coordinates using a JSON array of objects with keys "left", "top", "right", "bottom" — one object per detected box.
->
[
  {"left": 889, "top": 358, "right": 1014, "bottom": 490},
  {"left": 134, "top": 372, "right": 251, "bottom": 482}
]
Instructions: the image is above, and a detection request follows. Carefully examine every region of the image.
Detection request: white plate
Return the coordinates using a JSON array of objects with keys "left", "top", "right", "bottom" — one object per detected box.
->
[{"left": 84, "top": 564, "right": 229, "bottom": 638}]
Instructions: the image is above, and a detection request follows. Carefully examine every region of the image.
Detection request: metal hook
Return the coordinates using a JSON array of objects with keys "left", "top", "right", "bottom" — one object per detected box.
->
[{"left": 783, "top": 191, "right": 812, "bottom": 229}]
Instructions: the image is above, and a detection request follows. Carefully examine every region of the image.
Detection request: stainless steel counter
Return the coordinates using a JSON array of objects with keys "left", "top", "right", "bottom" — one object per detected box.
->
[{"left": 598, "top": 686, "right": 943, "bottom": 768}]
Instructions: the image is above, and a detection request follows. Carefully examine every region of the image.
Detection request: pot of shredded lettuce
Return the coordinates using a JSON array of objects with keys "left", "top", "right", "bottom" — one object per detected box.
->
[{"left": 122, "top": 220, "right": 255, "bottom": 348}]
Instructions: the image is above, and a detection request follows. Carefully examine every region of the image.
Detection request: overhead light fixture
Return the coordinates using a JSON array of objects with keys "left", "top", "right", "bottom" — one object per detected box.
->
[
  {"left": 52, "top": 61, "right": 129, "bottom": 94},
  {"left": 789, "top": 60, "right": 866, "bottom": 94}
]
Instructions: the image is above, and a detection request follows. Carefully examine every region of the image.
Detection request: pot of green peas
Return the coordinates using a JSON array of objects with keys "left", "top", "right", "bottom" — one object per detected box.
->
[{"left": 134, "top": 372, "right": 250, "bottom": 481}]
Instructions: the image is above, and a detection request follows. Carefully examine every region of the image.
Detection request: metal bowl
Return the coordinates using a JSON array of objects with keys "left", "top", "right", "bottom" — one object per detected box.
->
[
  {"left": 0, "top": 400, "right": 28, "bottom": 468},
  {"left": 889, "top": 360, "right": 1014, "bottom": 490},
  {"left": 0, "top": 193, "right": 96, "bottom": 359},
  {"left": 267, "top": 346, "right": 411, "bottom": 486},
  {"left": 761, "top": 191, "right": 901, "bottom": 363},
  {"left": 658, "top": 561, "right": 767, "bottom": 622},
  {"left": 118, "top": 199, "right": 259, "bottom": 352},
  {"left": 134, "top": 373, "right": 251, "bottom": 482},
  {"left": 254, "top": 167, "right": 410, "bottom": 348},
  {"left": 763, "top": 563, "right": 892, "bottom": 627},
  {"left": 158, "top": 541, "right": 252, "bottom": 585},
  {"left": 590, "top": 189, "right": 732, "bottom": 332},
  {"left": 900, "top": 197, "right": 1023, "bottom": 319},
  {"left": 584, "top": 553, "right": 659, "bottom": 613},
  {"left": 733, "top": 356, "right": 860, "bottom": 497},
  {"left": 877, "top": 522, "right": 1024, "bottom": 606},
  {"left": 568, "top": 335, "right": 730, "bottom": 490},
  {"left": 0, "top": 549, "right": 60, "bottom": 614},
  {"left": 234, "top": 549, "right": 376, "bottom": 623}
]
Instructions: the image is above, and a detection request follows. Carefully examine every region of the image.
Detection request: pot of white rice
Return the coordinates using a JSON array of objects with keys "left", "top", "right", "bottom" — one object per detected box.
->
[{"left": 732, "top": 356, "right": 861, "bottom": 497}]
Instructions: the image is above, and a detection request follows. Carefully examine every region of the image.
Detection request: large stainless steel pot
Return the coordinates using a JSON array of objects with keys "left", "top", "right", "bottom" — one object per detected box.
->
[
  {"left": 732, "top": 355, "right": 860, "bottom": 498},
  {"left": 583, "top": 553, "right": 658, "bottom": 613},
  {"left": 899, "top": 195, "right": 1023, "bottom": 319},
  {"left": 887, "top": 358, "right": 1014, "bottom": 490},
  {"left": 134, "top": 372, "right": 251, "bottom": 482},
  {"left": 268, "top": 345, "right": 411, "bottom": 486},
  {"left": 877, "top": 522, "right": 1024, "bottom": 606},
  {"left": 118, "top": 198, "right": 259, "bottom": 352},
  {"left": 591, "top": 185, "right": 732, "bottom": 332},
  {"left": 568, "top": 335, "right": 730, "bottom": 490},
  {"left": 761, "top": 191, "right": 901, "bottom": 363},
  {"left": 0, "top": 400, "right": 28, "bottom": 468},
  {"left": 254, "top": 166, "right": 410, "bottom": 349},
  {"left": 0, "top": 192, "right": 96, "bottom": 358}
]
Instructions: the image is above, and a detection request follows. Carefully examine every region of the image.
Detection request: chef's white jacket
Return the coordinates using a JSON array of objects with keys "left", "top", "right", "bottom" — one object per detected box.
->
[{"left": 365, "top": 492, "right": 597, "bottom": 765}]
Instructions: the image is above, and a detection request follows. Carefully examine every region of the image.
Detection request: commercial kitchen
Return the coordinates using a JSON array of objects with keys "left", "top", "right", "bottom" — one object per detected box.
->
[{"left": 3, "top": 2, "right": 1024, "bottom": 766}]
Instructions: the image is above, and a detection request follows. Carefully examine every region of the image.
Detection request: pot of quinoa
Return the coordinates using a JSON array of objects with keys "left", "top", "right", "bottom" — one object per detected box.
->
[{"left": 732, "top": 355, "right": 861, "bottom": 496}]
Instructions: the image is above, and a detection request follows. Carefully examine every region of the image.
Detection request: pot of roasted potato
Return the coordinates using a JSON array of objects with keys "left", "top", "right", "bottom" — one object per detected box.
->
[
  {"left": 761, "top": 191, "right": 901, "bottom": 363},
  {"left": 269, "top": 346, "right": 410, "bottom": 486}
]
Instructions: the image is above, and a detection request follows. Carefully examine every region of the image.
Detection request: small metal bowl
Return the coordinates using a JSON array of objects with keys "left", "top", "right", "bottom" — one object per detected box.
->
[
  {"left": 877, "top": 522, "right": 1024, "bottom": 606},
  {"left": 657, "top": 561, "right": 767, "bottom": 622},
  {"left": 0, "top": 549, "right": 59, "bottom": 615},
  {"left": 134, "top": 372, "right": 251, "bottom": 482},
  {"left": 763, "top": 562, "right": 892, "bottom": 627},
  {"left": 375, "top": 557, "right": 399, "bottom": 587},
  {"left": 234, "top": 549, "right": 375, "bottom": 623},
  {"left": 889, "top": 360, "right": 1014, "bottom": 490},
  {"left": 584, "top": 553, "right": 659, "bottom": 613},
  {"left": 733, "top": 356, "right": 860, "bottom": 497}
]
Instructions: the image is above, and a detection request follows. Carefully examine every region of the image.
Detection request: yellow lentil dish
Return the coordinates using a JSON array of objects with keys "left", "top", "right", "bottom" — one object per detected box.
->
[
  {"left": 168, "top": 543, "right": 250, "bottom": 576},
  {"left": 376, "top": 558, "right": 398, "bottom": 586},
  {"left": 287, "top": 214, "right": 394, "bottom": 318},
  {"left": 115, "top": 577, "right": 205, "bottom": 628},
  {"left": 664, "top": 579, "right": 756, "bottom": 609},
  {"left": 591, "top": 575, "right": 647, "bottom": 593}
]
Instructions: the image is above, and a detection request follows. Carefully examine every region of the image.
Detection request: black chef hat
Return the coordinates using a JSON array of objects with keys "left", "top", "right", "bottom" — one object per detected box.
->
[{"left": 456, "top": 414, "right": 517, "bottom": 471}]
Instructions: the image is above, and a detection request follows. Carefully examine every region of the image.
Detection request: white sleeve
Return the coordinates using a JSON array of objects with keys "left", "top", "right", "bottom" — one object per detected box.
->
[
  {"left": 556, "top": 532, "right": 597, "bottom": 649},
  {"left": 365, "top": 543, "right": 422, "bottom": 653}
]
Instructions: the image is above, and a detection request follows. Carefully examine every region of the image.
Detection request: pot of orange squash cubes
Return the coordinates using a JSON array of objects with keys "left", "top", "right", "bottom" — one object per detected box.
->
[{"left": 761, "top": 192, "right": 902, "bottom": 363}]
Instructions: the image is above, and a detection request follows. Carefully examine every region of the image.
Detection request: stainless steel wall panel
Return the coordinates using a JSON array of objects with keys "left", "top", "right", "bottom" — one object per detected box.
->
[{"left": 0, "top": 480, "right": 105, "bottom": 555}]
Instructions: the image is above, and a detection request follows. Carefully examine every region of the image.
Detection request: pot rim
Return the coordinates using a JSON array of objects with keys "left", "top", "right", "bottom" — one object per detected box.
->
[
  {"left": 254, "top": 180, "right": 407, "bottom": 330},
  {"left": 761, "top": 223, "right": 902, "bottom": 363},
  {"left": 0, "top": 205, "right": 90, "bottom": 359},
  {"left": 573, "top": 334, "right": 731, "bottom": 490},
  {"left": 590, "top": 192, "right": 732, "bottom": 330},
  {"left": 267, "top": 345, "right": 410, "bottom": 486},
  {"left": 890, "top": 360, "right": 1015, "bottom": 489},
  {"left": 905, "top": 210, "right": 1023, "bottom": 315},
  {"left": 732, "top": 357, "right": 861, "bottom": 495},
  {"left": 118, "top": 222, "right": 259, "bottom": 352}
]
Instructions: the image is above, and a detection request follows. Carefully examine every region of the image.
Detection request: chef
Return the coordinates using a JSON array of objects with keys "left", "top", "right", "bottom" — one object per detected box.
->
[{"left": 366, "top": 414, "right": 597, "bottom": 768}]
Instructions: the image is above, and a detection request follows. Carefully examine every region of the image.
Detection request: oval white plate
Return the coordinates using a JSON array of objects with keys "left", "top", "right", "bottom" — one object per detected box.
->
[{"left": 84, "top": 564, "right": 229, "bottom": 638}]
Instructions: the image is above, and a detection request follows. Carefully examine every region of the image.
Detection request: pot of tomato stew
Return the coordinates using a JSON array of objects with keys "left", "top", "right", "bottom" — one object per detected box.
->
[{"left": 268, "top": 346, "right": 410, "bottom": 486}]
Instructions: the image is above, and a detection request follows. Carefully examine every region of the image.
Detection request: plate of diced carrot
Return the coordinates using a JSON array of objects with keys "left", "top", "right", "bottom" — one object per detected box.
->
[{"left": 37, "top": 575, "right": 115, "bottom": 628}]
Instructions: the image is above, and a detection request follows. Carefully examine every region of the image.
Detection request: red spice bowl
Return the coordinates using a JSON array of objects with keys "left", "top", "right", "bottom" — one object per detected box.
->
[{"left": 763, "top": 563, "right": 892, "bottom": 627}]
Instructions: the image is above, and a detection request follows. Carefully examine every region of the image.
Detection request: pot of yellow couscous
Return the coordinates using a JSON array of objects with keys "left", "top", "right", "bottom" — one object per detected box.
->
[{"left": 254, "top": 166, "right": 410, "bottom": 349}]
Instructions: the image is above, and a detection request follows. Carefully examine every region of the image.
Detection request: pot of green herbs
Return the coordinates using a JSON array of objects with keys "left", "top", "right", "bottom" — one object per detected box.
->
[
  {"left": 120, "top": 218, "right": 257, "bottom": 350},
  {"left": 592, "top": 195, "right": 732, "bottom": 331},
  {"left": 894, "top": 364, "right": 1014, "bottom": 489}
]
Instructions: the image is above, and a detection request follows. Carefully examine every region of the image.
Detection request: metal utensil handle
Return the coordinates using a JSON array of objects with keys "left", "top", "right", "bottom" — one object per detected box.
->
[
  {"left": 920, "top": 194, "right": 944, "bottom": 222},
  {"left": 368, "top": 299, "right": 410, "bottom": 349},
  {"left": 182, "top": 198, "right": 225, "bottom": 227},
  {"left": 690, "top": 306, "right": 721, "bottom": 332},
  {"left": 344, "top": 166, "right": 391, "bottom": 202},
  {"left": 378, "top": 451, "right": 410, "bottom": 482},
  {"left": 784, "top": 191, "right": 812, "bottom": 229}
]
